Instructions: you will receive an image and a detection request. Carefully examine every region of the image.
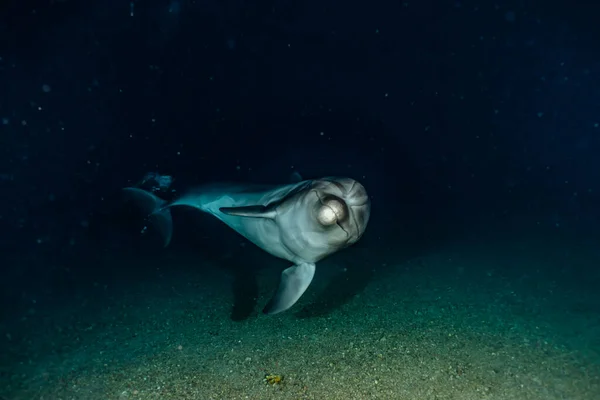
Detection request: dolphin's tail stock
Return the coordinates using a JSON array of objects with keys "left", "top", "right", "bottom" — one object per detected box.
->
[{"left": 122, "top": 187, "right": 174, "bottom": 247}]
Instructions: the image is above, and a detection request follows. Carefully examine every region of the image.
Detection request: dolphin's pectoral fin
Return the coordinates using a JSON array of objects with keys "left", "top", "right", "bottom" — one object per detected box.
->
[
  {"left": 263, "top": 262, "right": 316, "bottom": 315},
  {"left": 219, "top": 205, "right": 277, "bottom": 219}
]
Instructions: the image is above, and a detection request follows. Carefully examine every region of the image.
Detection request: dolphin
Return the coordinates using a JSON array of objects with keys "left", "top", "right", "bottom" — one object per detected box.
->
[{"left": 122, "top": 176, "right": 371, "bottom": 314}]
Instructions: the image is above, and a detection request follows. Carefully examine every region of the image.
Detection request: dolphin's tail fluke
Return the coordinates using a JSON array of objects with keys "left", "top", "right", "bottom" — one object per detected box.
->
[{"left": 122, "top": 187, "right": 173, "bottom": 247}]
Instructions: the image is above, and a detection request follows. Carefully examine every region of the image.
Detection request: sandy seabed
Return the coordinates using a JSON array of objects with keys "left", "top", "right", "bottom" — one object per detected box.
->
[{"left": 1, "top": 232, "right": 599, "bottom": 399}]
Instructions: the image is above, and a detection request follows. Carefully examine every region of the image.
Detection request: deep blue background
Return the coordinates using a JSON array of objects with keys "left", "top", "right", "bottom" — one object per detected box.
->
[{"left": 1, "top": 0, "right": 600, "bottom": 315}]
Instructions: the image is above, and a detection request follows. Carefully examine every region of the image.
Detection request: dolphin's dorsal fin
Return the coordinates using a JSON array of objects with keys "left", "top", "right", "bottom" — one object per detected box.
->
[{"left": 219, "top": 205, "right": 277, "bottom": 219}]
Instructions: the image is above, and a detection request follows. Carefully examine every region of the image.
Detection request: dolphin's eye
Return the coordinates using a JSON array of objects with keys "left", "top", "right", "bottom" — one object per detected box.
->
[{"left": 316, "top": 197, "right": 347, "bottom": 226}]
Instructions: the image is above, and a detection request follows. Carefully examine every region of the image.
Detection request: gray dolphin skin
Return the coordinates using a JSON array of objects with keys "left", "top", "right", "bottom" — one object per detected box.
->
[{"left": 123, "top": 176, "right": 371, "bottom": 314}]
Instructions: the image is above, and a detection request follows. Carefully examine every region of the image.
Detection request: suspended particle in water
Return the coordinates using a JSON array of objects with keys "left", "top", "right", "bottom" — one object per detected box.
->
[
  {"left": 226, "top": 38, "right": 236, "bottom": 50},
  {"left": 505, "top": 11, "right": 516, "bottom": 23},
  {"left": 42, "top": 84, "right": 51, "bottom": 93},
  {"left": 169, "top": 1, "right": 181, "bottom": 14}
]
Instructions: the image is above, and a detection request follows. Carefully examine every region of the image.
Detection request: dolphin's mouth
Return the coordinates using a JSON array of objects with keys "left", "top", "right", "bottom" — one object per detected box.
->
[{"left": 337, "top": 222, "right": 350, "bottom": 238}]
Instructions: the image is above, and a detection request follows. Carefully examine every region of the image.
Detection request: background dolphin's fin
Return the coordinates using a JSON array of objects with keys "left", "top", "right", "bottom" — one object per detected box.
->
[
  {"left": 289, "top": 171, "right": 303, "bottom": 183},
  {"left": 263, "top": 262, "right": 316, "bottom": 314},
  {"left": 122, "top": 187, "right": 173, "bottom": 247}
]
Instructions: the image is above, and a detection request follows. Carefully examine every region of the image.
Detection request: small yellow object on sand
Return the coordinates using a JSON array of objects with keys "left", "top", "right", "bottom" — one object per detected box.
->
[{"left": 264, "top": 373, "right": 283, "bottom": 385}]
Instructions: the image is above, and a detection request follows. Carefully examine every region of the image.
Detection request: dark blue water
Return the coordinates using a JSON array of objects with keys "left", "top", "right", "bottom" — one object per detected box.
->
[{"left": 1, "top": 1, "right": 599, "bottom": 398}]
